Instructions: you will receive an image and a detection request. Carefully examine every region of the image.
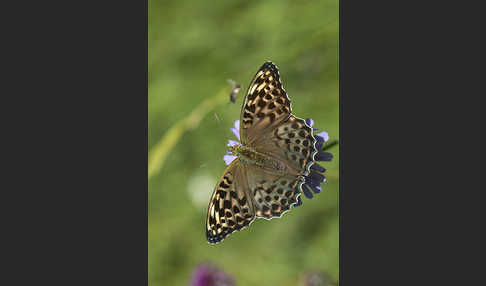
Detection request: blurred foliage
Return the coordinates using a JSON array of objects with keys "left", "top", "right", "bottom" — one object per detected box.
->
[{"left": 149, "top": 0, "right": 339, "bottom": 285}]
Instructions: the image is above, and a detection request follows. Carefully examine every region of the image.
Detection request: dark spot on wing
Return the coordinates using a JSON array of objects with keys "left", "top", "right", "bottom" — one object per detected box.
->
[
  {"left": 269, "top": 113, "right": 276, "bottom": 122},
  {"left": 224, "top": 200, "right": 231, "bottom": 209},
  {"left": 257, "top": 99, "right": 266, "bottom": 108},
  {"left": 219, "top": 181, "right": 229, "bottom": 188},
  {"left": 238, "top": 197, "right": 247, "bottom": 206},
  {"left": 217, "top": 190, "right": 226, "bottom": 199}
]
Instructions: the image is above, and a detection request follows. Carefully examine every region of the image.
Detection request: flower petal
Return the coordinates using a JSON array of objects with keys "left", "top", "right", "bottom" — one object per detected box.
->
[
  {"left": 227, "top": 140, "right": 240, "bottom": 147},
  {"left": 305, "top": 118, "right": 314, "bottom": 127},
  {"left": 302, "top": 184, "right": 314, "bottom": 198},
  {"left": 316, "top": 151, "right": 333, "bottom": 161},
  {"left": 230, "top": 120, "right": 240, "bottom": 141},
  {"left": 315, "top": 131, "right": 329, "bottom": 142},
  {"left": 311, "top": 163, "right": 326, "bottom": 173},
  {"left": 223, "top": 155, "right": 237, "bottom": 165},
  {"left": 308, "top": 171, "right": 326, "bottom": 184},
  {"left": 230, "top": 128, "right": 239, "bottom": 141},
  {"left": 307, "top": 182, "right": 322, "bottom": 194}
]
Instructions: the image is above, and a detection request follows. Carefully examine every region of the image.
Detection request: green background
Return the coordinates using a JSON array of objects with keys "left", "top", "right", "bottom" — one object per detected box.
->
[{"left": 149, "top": 0, "right": 339, "bottom": 285}]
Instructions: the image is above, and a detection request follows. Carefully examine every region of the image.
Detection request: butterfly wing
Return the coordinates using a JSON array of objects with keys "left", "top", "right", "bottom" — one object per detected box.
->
[
  {"left": 206, "top": 159, "right": 255, "bottom": 244},
  {"left": 240, "top": 62, "right": 318, "bottom": 176},
  {"left": 245, "top": 116, "right": 319, "bottom": 219},
  {"left": 239, "top": 61, "right": 292, "bottom": 146},
  {"left": 245, "top": 164, "right": 305, "bottom": 219},
  {"left": 253, "top": 114, "right": 318, "bottom": 177}
]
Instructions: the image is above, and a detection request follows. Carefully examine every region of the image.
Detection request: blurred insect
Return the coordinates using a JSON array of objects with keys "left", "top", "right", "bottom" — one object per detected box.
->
[
  {"left": 206, "top": 62, "right": 332, "bottom": 244},
  {"left": 227, "top": 79, "right": 241, "bottom": 103}
]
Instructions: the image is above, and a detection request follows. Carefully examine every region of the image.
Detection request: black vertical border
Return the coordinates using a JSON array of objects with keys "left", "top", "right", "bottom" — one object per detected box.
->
[
  {"left": 338, "top": 0, "right": 473, "bottom": 284},
  {"left": 4, "top": 0, "right": 150, "bottom": 284}
]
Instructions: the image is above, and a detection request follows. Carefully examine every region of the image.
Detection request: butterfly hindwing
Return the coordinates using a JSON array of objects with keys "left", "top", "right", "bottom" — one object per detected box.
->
[
  {"left": 246, "top": 164, "right": 305, "bottom": 219},
  {"left": 206, "top": 160, "right": 255, "bottom": 244},
  {"left": 253, "top": 114, "right": 318, "bottom": 177},
  {"left": 240, "top": 61, "right": 292, "bottom": 145}
]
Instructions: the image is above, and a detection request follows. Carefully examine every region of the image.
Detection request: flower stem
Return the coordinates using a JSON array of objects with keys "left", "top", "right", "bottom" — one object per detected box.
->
[{"left": 148, "top": 87, "right": 229, "bottom": 180}]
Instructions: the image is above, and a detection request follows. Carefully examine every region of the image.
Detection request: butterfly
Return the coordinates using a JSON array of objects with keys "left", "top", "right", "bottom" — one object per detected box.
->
[{"left": 206, "top": 61, "right": 321, "bottom": 244}]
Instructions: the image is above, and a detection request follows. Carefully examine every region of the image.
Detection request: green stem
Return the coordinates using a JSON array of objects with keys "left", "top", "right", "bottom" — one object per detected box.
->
[{"left": 148, "top": 88, "right": 229, "bottom": 179}]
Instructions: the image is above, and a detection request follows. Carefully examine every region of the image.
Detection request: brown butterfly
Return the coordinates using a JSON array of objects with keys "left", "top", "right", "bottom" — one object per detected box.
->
[{"left": 206, "top": 61, "right": 326, "bottom": 244}]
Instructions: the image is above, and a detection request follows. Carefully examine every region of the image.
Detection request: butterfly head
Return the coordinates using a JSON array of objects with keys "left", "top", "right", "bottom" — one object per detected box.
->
[{"left": 228, "top": 144, "right": 241, "bottom": 156}]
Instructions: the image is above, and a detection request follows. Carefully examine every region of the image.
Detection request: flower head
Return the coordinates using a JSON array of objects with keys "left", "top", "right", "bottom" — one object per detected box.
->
[
  {"left": 191, "top": 263, "right": 235, "bottom": 286},
  {"left": 223, "top": 120, "right": 241, "bottom": 165},
  {"left": 223, "top": 118, "right": 332, "bottom": 206},
  {"left": 294, "top": 118, "right": 333, "bottom": 206}
]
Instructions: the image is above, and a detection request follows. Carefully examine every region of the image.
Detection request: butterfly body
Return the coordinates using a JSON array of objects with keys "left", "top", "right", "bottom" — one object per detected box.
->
[
  {"left": 206, "top": 61, "right": 324, "bottom": 244},
  {"left": 229, "top": 145, "right": 287, "bottom": 174}
]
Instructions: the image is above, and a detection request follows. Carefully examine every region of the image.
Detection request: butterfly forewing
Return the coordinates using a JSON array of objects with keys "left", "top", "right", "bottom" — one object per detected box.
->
[
  {"left": 206, "top": 160, "right": 255, "bottom": 244},
  {"left": 240, "top": 62, "right": 292, "bottom": 145}
]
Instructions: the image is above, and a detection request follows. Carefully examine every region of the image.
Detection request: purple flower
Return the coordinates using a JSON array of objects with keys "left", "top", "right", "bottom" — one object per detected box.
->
[
  {"left": 223, "top": 118, "right": 332, "bottom": 206},
  {"left": 223, "top": 120, "right": 241, "bottom": 165},
  {"left": 230, "top": 119, "right": 240, "bottom": 141},
  {"left": 191, "top": 264, "right": 234, "bottom": 286},
  {"left": 295, "top": 118, "right": 333, "bottom": 206}
]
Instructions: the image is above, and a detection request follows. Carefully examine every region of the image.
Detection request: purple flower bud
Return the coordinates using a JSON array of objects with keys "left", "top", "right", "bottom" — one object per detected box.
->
[{"left": 191, "top": 264, "right": 234, "bottom": 286}]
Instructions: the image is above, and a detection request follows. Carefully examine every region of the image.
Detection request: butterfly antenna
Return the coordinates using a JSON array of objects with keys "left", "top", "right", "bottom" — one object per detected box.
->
[
  {"left": 213, "top": 112, "right": 233, "bottom": 144},
  {"left": 322, "top": 140, "right": 339, "bottom": 151},
  {"left": 199, "top": 114, "right": 226, "bottom": 169},
  {"left": 199, "top": 156, "right": 225, "bottom": 169},
  {"left": 199, "top": 158, "right": 220, "bottom": 168},
  {"left": 202, "top": 80, "right": 242, "bottom": 169}
]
